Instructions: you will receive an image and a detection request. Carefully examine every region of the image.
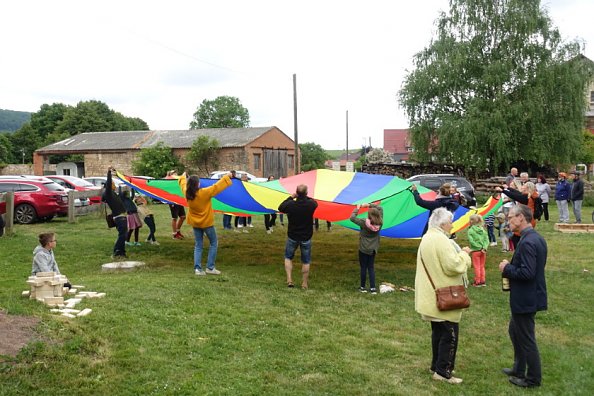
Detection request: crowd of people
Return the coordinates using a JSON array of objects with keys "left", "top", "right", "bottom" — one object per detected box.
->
[{"left": 35, "top": 166, "right": 588, "bottom": 389}]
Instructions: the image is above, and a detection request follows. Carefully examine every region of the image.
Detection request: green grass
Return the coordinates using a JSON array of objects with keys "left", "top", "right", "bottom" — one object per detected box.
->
[{"left": 1, "top": 204, "right": 593, "bottom": 395}]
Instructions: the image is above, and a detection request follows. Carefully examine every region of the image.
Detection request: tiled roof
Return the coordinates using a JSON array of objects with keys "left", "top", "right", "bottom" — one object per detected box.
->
[{"left": 36, "top": 127, "right": 277, "bottom": 153}]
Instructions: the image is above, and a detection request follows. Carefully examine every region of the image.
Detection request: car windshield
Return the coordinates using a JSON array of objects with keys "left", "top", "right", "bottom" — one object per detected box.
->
[{"left": 443, "top": 178, "right": 472, "bottom": 191}]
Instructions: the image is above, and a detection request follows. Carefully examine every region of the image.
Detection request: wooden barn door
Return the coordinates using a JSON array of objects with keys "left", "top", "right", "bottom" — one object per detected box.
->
[{"left": 263, "top": 149, "right": 287, "bottom": 179}]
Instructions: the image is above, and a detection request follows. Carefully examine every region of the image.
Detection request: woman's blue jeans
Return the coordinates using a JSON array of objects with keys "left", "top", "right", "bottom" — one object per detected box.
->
[{"left": 193, "top": 226, "right": 218, "bottom": 271}]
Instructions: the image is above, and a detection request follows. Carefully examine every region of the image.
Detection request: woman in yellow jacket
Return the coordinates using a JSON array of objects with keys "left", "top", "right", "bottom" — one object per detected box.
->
[
  {"left": 179, "top": 172, "right": 232, "bottom": 275},
  {"left": 415, "top": 207, "right": 471, "bottom": 385}
]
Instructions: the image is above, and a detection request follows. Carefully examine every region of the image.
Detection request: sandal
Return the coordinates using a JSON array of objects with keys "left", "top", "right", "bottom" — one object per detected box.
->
[{"left": 287, "top": 282, "right": 294, "bottom": 288}]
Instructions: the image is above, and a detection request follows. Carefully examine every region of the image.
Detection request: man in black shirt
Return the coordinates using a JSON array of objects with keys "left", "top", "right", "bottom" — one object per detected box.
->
[{"left": 278, "top": 184, "right": 318, "bottom": 289}]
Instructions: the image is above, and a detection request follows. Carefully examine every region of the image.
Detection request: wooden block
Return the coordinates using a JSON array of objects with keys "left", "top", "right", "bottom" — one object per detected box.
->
[
  {"left": 71, "top": 285, "right": 85, "bottom": 289},
  {"left": 95, "top": 292, "right": 106, "bottom": 298},
  {"left": 68, "top": 288, "right": 78, "bottom": 294},
  {"left": 77, "top": 308, "right": 92, "bottom": 317},
  {"left": 61, "top": 308, "right": 81, "bottom": 314},
  {"left": 44, "top": 296, "right": 65, "bottom": 306},
  {"left": 35, "top": 272, "right": 56, "bottom": 277},
  {"left": 61, "top": 313, "right": 76, "bottom": 318},
  {"left": 21, "top": 290, "right": 30, "bottom": 297}
]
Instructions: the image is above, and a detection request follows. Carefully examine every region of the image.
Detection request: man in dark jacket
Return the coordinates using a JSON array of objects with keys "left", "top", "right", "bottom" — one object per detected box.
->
[
  {"left": 410, "top": 183, "right": 459, "bottom": 235},
  {"left": 278, "top": 184, "right": 318, "bottom": 289},
  {"left": 570, "top": 171, "right": 584, "bottom": 224},
  {"left": 498, "top": 204, "right": 547, "bottom": 388},
  {"left": 102, "top": 167, "right": 128, "bottom": 259}
]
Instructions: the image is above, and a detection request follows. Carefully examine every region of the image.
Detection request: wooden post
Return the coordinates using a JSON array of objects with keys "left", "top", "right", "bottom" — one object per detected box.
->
[
  {"left": 68, "top": 190, "right": 76, "bottom": 223},
  {"left": 4, "top": 192, "right": 14, "bottom": 235}
]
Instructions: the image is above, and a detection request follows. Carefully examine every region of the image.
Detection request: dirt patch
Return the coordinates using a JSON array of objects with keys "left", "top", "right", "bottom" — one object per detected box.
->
[{"left": 0, "top": 310, "right": 41, "bottom": 358}]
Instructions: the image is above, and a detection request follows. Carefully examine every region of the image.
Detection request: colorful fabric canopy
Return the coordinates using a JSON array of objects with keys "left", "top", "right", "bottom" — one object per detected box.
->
[{"left": 116, "top": 169, "right": 501, "bottom": 238}]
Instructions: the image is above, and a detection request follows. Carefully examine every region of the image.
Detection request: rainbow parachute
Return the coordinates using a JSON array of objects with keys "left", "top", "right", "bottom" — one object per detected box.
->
[{"left": 116, "top": 169, "right": 501, "bottom": 238}]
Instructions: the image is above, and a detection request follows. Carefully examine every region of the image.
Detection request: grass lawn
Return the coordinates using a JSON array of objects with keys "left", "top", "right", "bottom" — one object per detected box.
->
[{"left": 0, "top": 203, "right": 593, "bottom": 395}]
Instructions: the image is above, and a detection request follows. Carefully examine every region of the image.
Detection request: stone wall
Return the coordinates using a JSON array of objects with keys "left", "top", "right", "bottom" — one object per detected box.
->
[
  {"left": 84, "top": 151, "right": 139, "bottom": 176},
  {"left": 0, "top": 164, "right": 34, "bottom": 175}
]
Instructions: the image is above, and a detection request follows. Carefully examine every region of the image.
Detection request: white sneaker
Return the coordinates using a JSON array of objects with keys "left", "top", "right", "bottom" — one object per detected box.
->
[
  {"left": 237, "top": 224, "right": 244, "bottom": 228},
  {"left": 248, "top": 224, "right": 254, "bottom": 228},
  {"left": 205, "top": 268, "right": 221, "bottom": 275},
  {"left": 152, "top": 241, "right": 160, "bottom": 246},
  {"left": 432, "top": 372, "right": 463, "bottom": 384},
  {"left": 490, "top": 242, "right": 497, "bottom": 246},
  {"left": 195, "top": 269, "right": 206, "bottom": 276},
  {"left": 266, "top": 229, "right": 272, "bottom": 234}
]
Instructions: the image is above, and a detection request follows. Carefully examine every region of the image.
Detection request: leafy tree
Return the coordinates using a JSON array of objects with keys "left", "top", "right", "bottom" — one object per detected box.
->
[
  {"left": 185, "top": 136, "right": 220, "bottom": 175},
  {"left": 0, "top": 133, "right": 14, "bottom": 164},
  {"left": 300, "top": 142, "right": 329, "bottom": 171},
  {"left": 6, "top": 100, "right": 150, "bottom": 165},
  {"left": 8, "top": 123, "right": 40, "bottom": 164},
  {"left": 189, "top": 96, "right": 250, "bottom": 129},
  {"left": 580, "top": 130, "right": 594, "bottom": 165},
  {"left": 132, "top": 142, "right": 184, "bottom": 178},
  {"left": 30, "top": 103, "right": 70, "bottom": 143},
  {"left": 399, "top": 0, "right": 592, "bottom": 171}
]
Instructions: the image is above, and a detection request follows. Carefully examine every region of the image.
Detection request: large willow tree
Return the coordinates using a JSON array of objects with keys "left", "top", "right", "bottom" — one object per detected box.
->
[{"left": 399, "top": 0, "right": 592, "bottom": 170}]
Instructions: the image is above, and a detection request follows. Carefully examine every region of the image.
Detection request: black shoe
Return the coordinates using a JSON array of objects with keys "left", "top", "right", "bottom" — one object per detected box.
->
[
  {"left": 502, "top": 368, "right": 517, "bottom": 377},
  {"left": 509, "top": 376, "right": 539, "bottom": 388}
]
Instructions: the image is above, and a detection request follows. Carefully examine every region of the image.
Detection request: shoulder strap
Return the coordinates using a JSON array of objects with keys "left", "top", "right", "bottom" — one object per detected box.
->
[{"left": 420, "top": 253, "right": 437, "bottom": 291}]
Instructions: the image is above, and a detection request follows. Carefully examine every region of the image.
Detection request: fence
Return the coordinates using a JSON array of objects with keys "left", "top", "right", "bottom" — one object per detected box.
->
[{"left": 0, "top": 190, "right": 104, "bottom": 236}]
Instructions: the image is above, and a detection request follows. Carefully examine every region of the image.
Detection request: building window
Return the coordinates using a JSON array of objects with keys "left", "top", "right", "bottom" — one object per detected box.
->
[
  {"left": 253, "top": 153, "right": 261, "bottom": 170},
  {"left": 288, "top": 154, "right": 294, "bottom": 170},
  {"left": 590, "top": 91, "right": 594, "bottom": 104}
]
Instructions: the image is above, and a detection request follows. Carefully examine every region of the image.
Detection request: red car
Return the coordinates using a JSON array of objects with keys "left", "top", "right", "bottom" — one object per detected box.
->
[
  {"left": 46, "top": 175, "right": 102, "bottom": 204},
  {"left": 0, "top": 179, "right": 69, "bottom": 224}
]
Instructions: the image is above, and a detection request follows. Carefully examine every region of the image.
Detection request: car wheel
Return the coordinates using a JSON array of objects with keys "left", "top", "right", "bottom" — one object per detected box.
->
[{"left": 15, "top": 204, "right": 38, "bottom": 224}]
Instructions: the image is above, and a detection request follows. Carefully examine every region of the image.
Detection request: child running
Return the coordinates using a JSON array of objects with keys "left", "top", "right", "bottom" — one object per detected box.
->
[
  {"left": 350, "top": 203, "right": 383, "bottom": 294},
  {"left": 467, "top": 214, "right": 489, "bottom": 287}
]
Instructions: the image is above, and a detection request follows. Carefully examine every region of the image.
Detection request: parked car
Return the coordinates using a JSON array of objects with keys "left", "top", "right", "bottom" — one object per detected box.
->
[
  {"left": 5, "top": 175, "right": 90, "bottom": 207},
  {"left": 0, "top": 178, "right": 69, "bottom": 224},
  {"left": 46, "top": 175, "right": 102, "bottom": 204},
  {"left": 83, "top": 176, "right": 125, "bottom": 188},
  {"left": 209, "top": 170, "right": 267, "bottom": 183},
  {"left": 406, "top": 174, "right": 477, "bottom": 208}
]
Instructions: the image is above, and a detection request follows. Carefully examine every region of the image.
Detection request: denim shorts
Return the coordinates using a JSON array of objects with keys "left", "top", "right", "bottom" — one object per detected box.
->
[{"left": 284, "top": 238, "right": 312, "bottom": 264}]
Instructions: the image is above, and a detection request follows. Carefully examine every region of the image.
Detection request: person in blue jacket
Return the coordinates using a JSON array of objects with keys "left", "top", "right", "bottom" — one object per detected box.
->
[
  {"left": 554, "top": 172, "right": 571, "bottom": 223},
  {"left": 498, "top": 204, "right": 547, "bottom": 388}
]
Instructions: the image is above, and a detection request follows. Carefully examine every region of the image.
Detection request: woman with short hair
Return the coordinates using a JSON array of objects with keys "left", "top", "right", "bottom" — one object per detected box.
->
[{"left": 415, "top": 208, "right": 471, "bottom": 384}]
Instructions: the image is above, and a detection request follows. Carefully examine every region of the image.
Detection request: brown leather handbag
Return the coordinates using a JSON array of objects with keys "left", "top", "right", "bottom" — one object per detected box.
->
[{"left": 421, "top": 255, "right": 470, "bottom": 311}]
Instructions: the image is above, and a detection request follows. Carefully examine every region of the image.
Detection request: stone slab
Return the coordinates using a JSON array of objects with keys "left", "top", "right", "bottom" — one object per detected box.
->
[{"left": 101, "top": 261, "right": 146, "bottom": 271}]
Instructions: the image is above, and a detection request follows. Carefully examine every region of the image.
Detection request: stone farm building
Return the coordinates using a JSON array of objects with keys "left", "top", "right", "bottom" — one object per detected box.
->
[{"left": 33, "top": 127, "right": 297, "bottom": 179}]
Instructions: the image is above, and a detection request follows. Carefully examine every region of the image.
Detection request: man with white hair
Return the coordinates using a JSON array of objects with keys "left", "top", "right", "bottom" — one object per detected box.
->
[{"left": 499, "top": 204, "right": 547, "bottom": 388}]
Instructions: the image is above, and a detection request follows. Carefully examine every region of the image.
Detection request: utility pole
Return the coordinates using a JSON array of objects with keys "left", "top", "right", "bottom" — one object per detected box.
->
[
  {"left": 345, "top": 110, "right": 349, "bottom": 162},
  {"left": 293, "top": 74, "right": 299, "bottom": 174}
]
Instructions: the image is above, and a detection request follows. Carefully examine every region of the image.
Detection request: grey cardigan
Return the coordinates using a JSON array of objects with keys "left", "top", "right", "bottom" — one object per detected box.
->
[{"left": 350, "top": 204, "right": 383, "bottom": 255}]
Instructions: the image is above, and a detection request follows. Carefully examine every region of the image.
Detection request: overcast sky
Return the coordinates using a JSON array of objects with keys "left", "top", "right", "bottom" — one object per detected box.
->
[{"left": 1, "top": 0, "right": 593, "bottom": 149}]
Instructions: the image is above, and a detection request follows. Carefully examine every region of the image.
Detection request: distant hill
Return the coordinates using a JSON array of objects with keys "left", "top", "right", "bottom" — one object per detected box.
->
[
  {"left": 0, "top": 109, "right": 32, "bottom": 132},
  {"left": 325, "top": 149, "right": 360, "bottom": 160}
]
